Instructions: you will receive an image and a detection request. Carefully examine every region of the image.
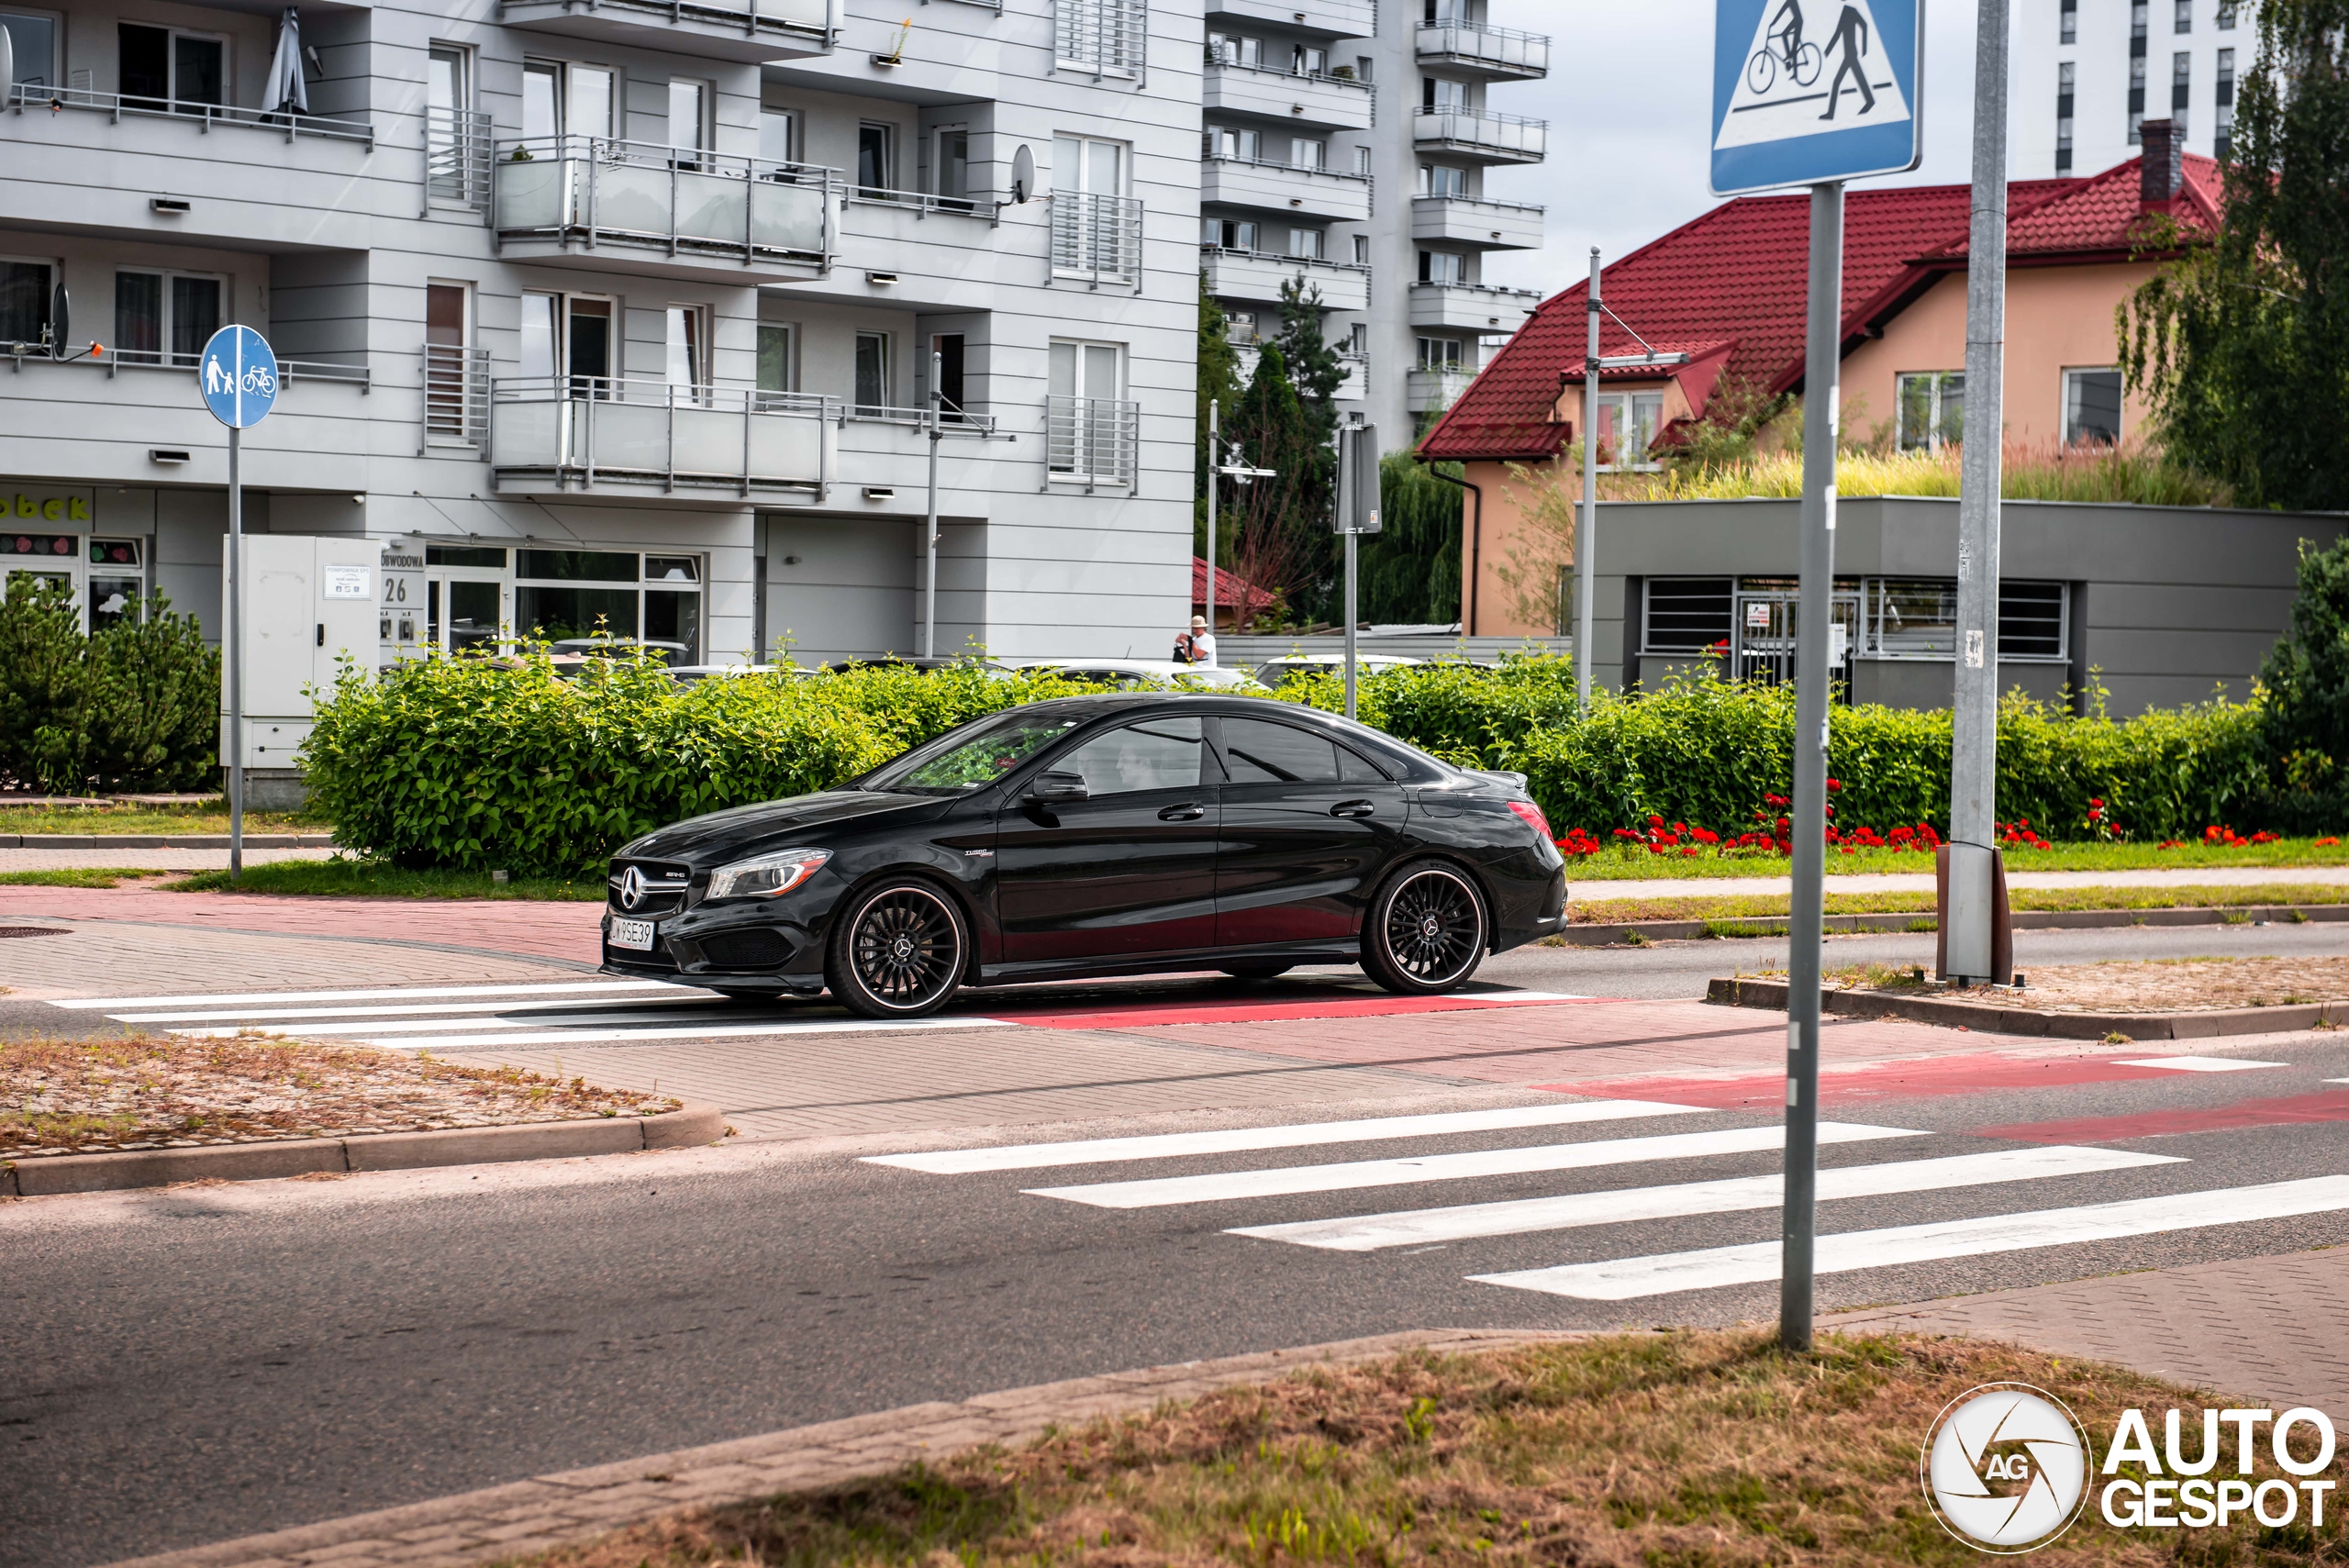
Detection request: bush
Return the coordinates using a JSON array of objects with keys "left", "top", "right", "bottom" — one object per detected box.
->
[
  {"left": 301, "top": 653, "right": 1116, "bottom": 873},
  {"left": 0, "top": 577, "right": 219, "bottom": 794}
]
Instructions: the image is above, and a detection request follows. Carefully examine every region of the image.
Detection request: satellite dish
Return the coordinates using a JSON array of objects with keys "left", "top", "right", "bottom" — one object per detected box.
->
[
  {"left": 50, "top": 281, "right": 68, "bottom": 359},
  {"left": 0, "top": 28, "right": 15, "bottom": 102},
  {"left": 1009, "top": 144, "right": 1033, "bottom": 206}
]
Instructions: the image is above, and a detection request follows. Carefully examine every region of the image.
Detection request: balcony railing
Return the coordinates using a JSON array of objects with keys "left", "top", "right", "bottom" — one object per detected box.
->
[
  {"left": 492, "top": 137, "right": 835, "bottom": 267},
  {"left": 1050, "top": 192, "right": 1145, "bottom": 288},
  {"left": 489, "top": 376, "right": 832, "bottom": 494},
  {"left": 1054, "top": 0, "right": 1149, "bottom": 75},
  {"left": 1199, "top": 246, "right": 1371, "bottom": 311},
  {"left": 1413, "top": 22, "right": 1550, "bottom": 76},
  {"left": 1200, "top": 154, "right": 1373, "bottom": 220},
  {"left": 499, "top": 0, "right": 832, "bottom": 50},
  {"left": 427, "top": 107, "right": 494, "bottom": 210},
  {"left": 1, "top": 342, "right": 371, "bottom": 390},
  {"left": 425, "top": 345, "right": 491, "bottom": 446},
  {"left": 1411, "top": 108, "right": 1548, "bottom": 161},
  {"left": 1047, "top": 395, "right": 1139, "bottom": 488},
  {"left": 1407, "top": 365, "right": 1477, "bottom": 409},
  {"left": 843, "top": 183, "right": 991, "bottom": 217},
  {"left": 5, "top": 81, "right": 373, "bottom": 146}
]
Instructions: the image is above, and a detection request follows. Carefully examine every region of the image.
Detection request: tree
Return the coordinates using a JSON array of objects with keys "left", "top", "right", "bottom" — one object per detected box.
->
[
  {"left": 2258, "top": 536, "right": 2349, "bottom": 823},
  {"left": 2119, "top": 0, "right": 2349, "bottom": 511},
  {"left": 1268, "top": 278, "right": 1344, "bottom": 619},
  {"left": 1194, "top": 272, "right": 1243, "bottom": 563},
  {"left": 1356, "top": 453, "right": 1464, "bottom": 626}
]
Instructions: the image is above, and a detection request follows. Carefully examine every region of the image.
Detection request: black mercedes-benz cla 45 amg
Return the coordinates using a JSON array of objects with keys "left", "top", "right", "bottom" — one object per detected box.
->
[{"left": 601, "top": 695, "right": 1569, "bottom": 1018}]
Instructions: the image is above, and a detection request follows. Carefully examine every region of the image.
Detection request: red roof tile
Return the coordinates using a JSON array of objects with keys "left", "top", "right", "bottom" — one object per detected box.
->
[
  {"left": 1420, "top": 156, "right": 2210, "bottom": 462},
  {"left": 1191, "top": 556, "right": 1273, "bottom": 614}
]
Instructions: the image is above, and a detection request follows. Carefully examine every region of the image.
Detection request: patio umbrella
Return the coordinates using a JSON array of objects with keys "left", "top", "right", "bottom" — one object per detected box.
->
[{"left": 262, "top": 8, "right": 307, "bottom": 116}]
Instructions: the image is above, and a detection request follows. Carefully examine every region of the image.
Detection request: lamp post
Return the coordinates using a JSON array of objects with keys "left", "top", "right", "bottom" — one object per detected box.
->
[{"left": 1205, "top": 397, "right": 1275, "bottom": 645}]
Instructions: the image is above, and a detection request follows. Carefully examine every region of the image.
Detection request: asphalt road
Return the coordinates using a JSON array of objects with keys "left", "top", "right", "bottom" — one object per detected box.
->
[{"left": 12, "top": 1004, "right": 2349, "bottom": 1567}]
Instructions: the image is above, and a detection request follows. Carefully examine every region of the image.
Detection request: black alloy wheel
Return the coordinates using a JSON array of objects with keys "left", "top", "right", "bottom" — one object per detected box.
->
[
  {"left": 1363, "top": 861, "right": 1487, "bottom": 995},
  {"left": 827, "top": 879, "right": 968, "bottom": 1018},
  {"left": 1219, "top": 964, "right": 1295, "bottom": 980}
]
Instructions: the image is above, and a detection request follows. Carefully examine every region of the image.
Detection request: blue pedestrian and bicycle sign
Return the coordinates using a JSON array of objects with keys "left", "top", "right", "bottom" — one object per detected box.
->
[
  {"left": 198, "top": 325, "right": 279, "bottom": 428},
  {"left": 1711, "top": 0, "right": 1922, "bottom": 195}
]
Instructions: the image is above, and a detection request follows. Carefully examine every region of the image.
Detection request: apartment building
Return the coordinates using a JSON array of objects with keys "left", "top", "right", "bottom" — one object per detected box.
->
[
  {"left": 0, "top": 0, "right": 1201, "bottom": 684},
  {"left": 2015, "top": 0, "right": 2256, "bottom": 178},
  {"left": 1197, "top": 0, "right": 1545, "bottom": 441}
]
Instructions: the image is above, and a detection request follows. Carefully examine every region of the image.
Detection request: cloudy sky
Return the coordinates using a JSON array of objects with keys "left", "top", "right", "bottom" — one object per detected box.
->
[{"left": 1475, "top": 0, "right": 2005, "bottom": 299}]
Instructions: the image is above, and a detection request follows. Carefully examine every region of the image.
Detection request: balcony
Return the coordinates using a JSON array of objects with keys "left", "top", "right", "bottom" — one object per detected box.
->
[
  {"left": 492, "top": 138, "right": 835, "bottom": 281},
  {"left": 1054, "top": 0, "right": 1149, "bottom": 74},
  {"left": 488, "top": 378, "right": 831, "bottom": 497},
  {"left": 1204, "top": 61, "right": 1375, "bottom": 131},
  {"left": 1337, "top": 353, "right": 1368, "bottom": 401},
  {"left": 1411, "top": 194, "right": 1544, "bottom": 250},
  {"left": 1201, "top": 248, "right": 1370, "bottom": 312},
  {"left": 1047, "top": 395, "right": 1140, "bottom": 489},
  {"left": 427, "top": 109, "right": 494, "bottom": 211},
  {"left": 1203, "top": 0, "right": 1373, "bottom": 40},
  {"left": 1408, "top": 281, "right": 1542, "bottom": 331},
  {"left": 2, "top": 83, "right": 377, "bottom": 247},
  {"left": 1201, "top": 156, "right": 1371, "bottom": 222},
  {"left": 423, "top": 346, "right": 492, "bottom": 449},
  {"left": 1408, "top": 365, "right": 1478, "bottom": 411},
  {"left": 1412, "top": 109, "right": 1548, "bottom": 164},
  {"left": 499, "top": 0, "right": 833, "bottom": 62},
  {"left": 1414, "top": 22, "right": 1550, "bottom": 80},
  {"left": 1049, "top": 192, "right": 1145, "bottom": 289}
]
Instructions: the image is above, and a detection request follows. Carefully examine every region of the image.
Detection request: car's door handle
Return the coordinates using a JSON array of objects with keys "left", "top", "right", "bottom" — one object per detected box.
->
[
  {"left": 1330, "top": 799, "right": 1375, "bottom": 817},
  {"left": 1158, "top": 803, "right": 1207, "bottom": 822}
]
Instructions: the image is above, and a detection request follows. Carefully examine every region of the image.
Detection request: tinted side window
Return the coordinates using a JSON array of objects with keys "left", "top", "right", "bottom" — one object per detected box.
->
[
  {"left": 1337, "top": 743, "right": 1388, "bottom": 782},
  {"left": 1223, "top": 717, "right": 1340, "bottom": 784},
  {"left": 1054, "top": 716, "right": 1208, "bottom": 795}
]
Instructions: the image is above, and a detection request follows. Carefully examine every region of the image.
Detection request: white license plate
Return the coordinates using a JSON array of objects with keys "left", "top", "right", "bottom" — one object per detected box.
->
[{"left": 610, "top": 917, "right": 657, "bottom": 951}]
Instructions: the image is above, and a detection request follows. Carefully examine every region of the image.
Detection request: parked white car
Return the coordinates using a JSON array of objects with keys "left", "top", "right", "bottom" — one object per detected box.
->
[
  {"left": 1249, "top": 653, "right": 1427, "bottom": 688},
  {"left": 1009, "top": 658, "right": 1269, "bottom": 693},
  {"left": 666, "top": 664, "right": 819, "bottom": 686}
]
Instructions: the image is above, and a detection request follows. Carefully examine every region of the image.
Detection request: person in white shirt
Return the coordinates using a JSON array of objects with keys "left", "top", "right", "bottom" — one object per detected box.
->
[{"left": 1174, "top": 614, "right": 1217, "bottom": 666}]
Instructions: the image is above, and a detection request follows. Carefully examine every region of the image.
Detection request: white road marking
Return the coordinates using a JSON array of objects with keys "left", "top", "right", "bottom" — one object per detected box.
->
[
  {"left": 2115, "top": 1056, "right": 2288, "bottom": 1073},
  {"left": 1026, "top": 1122, "right": 1923, "bottom": 1209},
  {"left": 1471, "top": 1174, "right": 2349, "bottom": 1301},
  {"left": 164, "top": 1008, "right": 751, "bottom": 1039},
  {"left": 866, "top": 1100, "right": 1706, "bottom": 1174},
  {"left": 1229, "top": 1145, "right": 2185, "bottom": 1251},
  {"left": 326, "top": 1018, "right": 1019, "bottom": 1050},
  {"left": 48, "top": 980, "right": 692, "bottom": 1010},
  {"left": 112, "top": 995, "right": 729, "bottom": 1025}
]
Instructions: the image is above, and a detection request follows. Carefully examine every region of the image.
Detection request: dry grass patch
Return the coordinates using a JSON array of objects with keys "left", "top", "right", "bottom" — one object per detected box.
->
[
  {"left": 506, "top": 1331, "right": 2336, "bottom": 1568},
  {"left": 1, "top": 1032, "right": 676, "bottom": 1157},
  {"left": 1920, "top": 956, "right": 2349, "bottom": 1015}
]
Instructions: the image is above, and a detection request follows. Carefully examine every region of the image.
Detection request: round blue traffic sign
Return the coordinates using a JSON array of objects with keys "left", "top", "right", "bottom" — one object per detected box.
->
[{"left": 198, "top": 325, "right": 279, "bottom": 428}]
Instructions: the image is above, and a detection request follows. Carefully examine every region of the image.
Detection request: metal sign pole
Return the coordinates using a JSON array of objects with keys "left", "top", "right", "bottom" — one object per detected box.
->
[
  {"left": 1948, "top": 0, "right": 2011, "bottom": 978},
  {"left": 1576, "top": 248, "right": 1599, "bottom": 715},
  {"left": 1343, "top": 525, "right": 1359, "bottom": 719},
  {"left": 923, "top": 349, "right": 941, "bottom": 660},
  {"left": 228, "top": 422, "right": 244, "bottom": 883},
  {"left": 1206, "top": 398, "right": 1219, "bottom": 639},
  {"left": 1781, "top": 180, "right": 1843, "bottom": 1352}
]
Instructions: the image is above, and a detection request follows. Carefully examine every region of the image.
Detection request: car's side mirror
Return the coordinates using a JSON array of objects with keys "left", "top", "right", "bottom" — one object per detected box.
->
[{"left": 1026, "top": 770, "right": 1089, "bottom": 804}]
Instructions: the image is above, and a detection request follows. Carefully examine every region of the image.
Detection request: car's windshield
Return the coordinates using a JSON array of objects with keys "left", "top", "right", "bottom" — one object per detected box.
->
[{"left": 863, "top": 712, "right": 1084, "bottom": 794}]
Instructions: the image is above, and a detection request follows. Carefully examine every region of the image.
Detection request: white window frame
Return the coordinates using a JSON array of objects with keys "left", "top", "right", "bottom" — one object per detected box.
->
[
  {"left": 2063, "top": 366, "right": 2124, "bottom": 447},
  {"left": 853, "top": 329, "right": 893, "bottom": 415},
  {"left": 1419, "top": 249, "right": 1466, "bottom": 284},
  {"left": 759, "top": 106, "right": 799, "bottom": 169},
  {"left": 117, "top": 21, "right": 230, "bottom": 108},
  {"left": 113, "top": 267, "right": 226, "bottom": 369},
  {"left": 664, "top": 304, "right": 710, "bottom": 402},
  {"left": 1047, "top": 338, "right": 1131, "bottom": 484},
  {"left": 1591, "top": 390, "right": 1665, "bottom": 472},
  {"left": 1895, "top": 370, "right": 1965, "bottom": 453},
  {"left": 756, "top": 319, "right": 797, "bottom": 401},
  {"left": 1288, "top": 227, "right": 1324, "bottom": 260},
  {"left": 667, "top": 78, "right": 709, "bottom": 165},
  {"left": 1, "top": 6, "right": 63, "bottom": 92}
]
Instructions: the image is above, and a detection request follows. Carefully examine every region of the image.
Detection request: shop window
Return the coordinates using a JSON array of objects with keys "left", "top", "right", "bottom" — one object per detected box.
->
[
  {"left": 86, "top": 537, "right": 146, "bottom": 629},
  {"left": 513, "top": 549, "right": 702, "bottom": 661}
]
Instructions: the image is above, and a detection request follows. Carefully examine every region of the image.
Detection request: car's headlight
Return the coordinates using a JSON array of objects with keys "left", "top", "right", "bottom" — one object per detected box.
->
[{"left": 706, "top": 847, "right": 832, "bottom": 900}]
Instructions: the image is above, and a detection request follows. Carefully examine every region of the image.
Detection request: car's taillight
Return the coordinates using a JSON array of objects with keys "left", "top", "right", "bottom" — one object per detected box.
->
[{"left": 1505, "top": 798, "right": 1552, "bottom": 840}]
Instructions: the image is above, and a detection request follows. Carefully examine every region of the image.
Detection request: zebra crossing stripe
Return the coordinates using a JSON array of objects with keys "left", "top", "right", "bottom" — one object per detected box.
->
[
  {"left": 162, "top": 1008, "right": 740, "bottom": 1040},
  {"left": 2113, "top": 1056, "right": 2288, "bottom": 1073},
  {"left": 317, "top": 1017, "right": 1019, "bottom": 1049},
  {"left": 1026, "top": 1121, "right": 1924, "bottom": 1209},
  {"left": 1470, "top": 1173, "right": 2349, "bottom": 1301},
  {"left": 49, "top": 980, "right": 688, "bottom": 1010},
  {"left": 114, "top": 995, "right": 727, "bottom": 1025},
  {"left": 864, "top": 1099, "right": 1707, "bottom": 1175},
  {"left": 1227, "top": 1145, "right": 2185, "bottom": 1251}
]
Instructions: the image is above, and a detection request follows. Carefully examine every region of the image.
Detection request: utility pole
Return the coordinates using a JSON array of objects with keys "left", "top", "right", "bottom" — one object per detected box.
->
[
  {"left": 1335, "top": 422, "right": 1379, "bottom": 719},
  {"left": 1946, "top": 0, "right": 2011, "bottom": 983},
  {"left": 922, "top": 349, "right": 941, "bottom": 659},
  {"left": 1206, "top": 398, "right": 1219, "bottom": 639}
]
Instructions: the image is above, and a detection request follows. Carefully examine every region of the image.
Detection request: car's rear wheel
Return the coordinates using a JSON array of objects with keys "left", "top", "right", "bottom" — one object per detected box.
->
[
  {"left": 826, "top": 879, "right": 969, "bottom": 1018},
  {"left": 1219, "top": 963, "right": 1294, "bottom": 981},
  {"left": 1362, "top": 860, "right": 1487, "bottom": 995}
]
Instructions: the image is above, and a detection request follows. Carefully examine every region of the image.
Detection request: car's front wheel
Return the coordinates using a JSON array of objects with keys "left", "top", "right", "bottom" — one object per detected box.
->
[
  {"left": 826, "top": 879, "right": 969, "bottom": 1018},
  {"left": 1362, "top": 860, "right": 1487, "bottom": 995}
]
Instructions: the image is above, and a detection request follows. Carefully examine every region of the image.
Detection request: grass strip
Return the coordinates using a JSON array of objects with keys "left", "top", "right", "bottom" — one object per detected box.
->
[
  {"left": 169, "top": 861, "right": 607, "bottom": 901},
  {"left": 510, "top": 1330, "right": 2321, "bottom": 1568},
  {"left": 1573, "top": 882, "right": 2349, "bottom": 926},
  {"left": 0, "top": 806, "right": 327, "bottom": 835},
  {"left": 1564, "top": 837, "right": 2349, "bottom": 879},
  {"left": 0, "top": 868, "right": 184, "bottom": 889}
]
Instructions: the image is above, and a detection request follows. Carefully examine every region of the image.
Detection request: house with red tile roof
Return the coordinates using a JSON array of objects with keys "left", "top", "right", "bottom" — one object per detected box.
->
[{"left": 1419, "top": 129, "right": 2221, "bottom": 638}]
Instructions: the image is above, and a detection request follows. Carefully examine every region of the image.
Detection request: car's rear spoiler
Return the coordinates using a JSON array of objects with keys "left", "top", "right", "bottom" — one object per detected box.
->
[{"left": 1470, "top": 768, "right": 1529, "bottom": 793}]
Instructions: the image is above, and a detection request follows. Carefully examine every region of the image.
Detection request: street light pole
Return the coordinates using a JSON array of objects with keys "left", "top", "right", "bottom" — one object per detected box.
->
[
  {"left": 1576, "top": 249, "right": 1599, "bottom": 716},
  {"left": 922, "top": 349, "right": 941, "bottom": 660},
  {"left": 1206, "top": 397, "right": 1219, "bottom": 639}
]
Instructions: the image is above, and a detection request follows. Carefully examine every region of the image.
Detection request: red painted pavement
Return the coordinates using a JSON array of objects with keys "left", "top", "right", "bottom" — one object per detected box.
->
[
  {"left": 1534, "top": 1051, "right": 2181, "bottom": 1112},
  {"left": 1972, "top": 1089, "right": 2349, "bottom": 1145},
  {"left": 0, "top": 885, "right": 602, "bottom": 964}
]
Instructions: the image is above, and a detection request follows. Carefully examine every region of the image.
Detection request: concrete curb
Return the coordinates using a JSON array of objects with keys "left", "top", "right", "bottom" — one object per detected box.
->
[
  {"left": 1554, "top": 901, "right": 2349, "bottom": 946},
  {"left": 1706, "top": 974, "right": 2347, "bottom": 1040},
  {"left": 0, "top": 1105, "right": 724, "bottom": 1197},
  {"left": 0, "top": 832, "right": 339, "bottom": 849},
  {"left": 95, "top": 1328, "right": 1583, "bottom": 1568}
]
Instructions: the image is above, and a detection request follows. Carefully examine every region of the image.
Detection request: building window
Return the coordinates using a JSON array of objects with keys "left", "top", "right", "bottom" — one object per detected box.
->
[
  {"left": 1355, "top": 144, "right": 1373, "bottom": 175},
  {"left": 0, "top": 258, "right": 51, "bottom": 350},
  {"left": 1346, "top": 323, "right": 1368, "bottom": 355},
  {"left": 1422, "top": 76, "right": 1470, "bottom": 110},
  {"left": 931, "top": 331, "right": 968, "bottom": 420},
  {"left": 1205, "top": 217, "right": 1259, "bottom": 250},
  {"left": 2056, "top": 61, "right": 2076, "bottom": 172},
  {"left": 1419, "top": 162, "right": 1468, "bottom": 195},
  {"left": 2172, "top": 51, "right": 2191, "bottom": 135},
  {"left": 2128, "top": 2, "right": 2147, "bottom": 142},
  {"left": 667, "top": 79, "right": 708, "bottom": 166},
  {"left": 2218, "top": 0, "right": 2237, "bottom": 26},
  {"left": 1292, "top": 43, "right": 1328, "bottom": 75},
  {"left": 1419, "top": 250, "right": 1466, "bottom": 284},
  {"left": 933, "top": 127, "right": 972, "bottom": 208},
  {"left": 119, "top": 22, "right": 225, "bottom": 111},
  {"left": 853, "top": 331, "right": 892, "bottom": 415},
  {"left": 1289, "top": 227, "right": 1324, "bottom": 259},
  {"left": 756, "top": 321, "right": 795, "bottom": 402},
  {"left": 424, "top": 46, "right": 478, "bottom": 204},
  {"left": 1595, "top": 392, "right": 1664, "bottom": 470},
  {"left": 1643, "top": 577, "right": 2069, "bottom": 662},
  {"left": 1418, "top": 336, "right": 1464, "bottom": 369},
  {"left": 1047, "top": 339, "right": 1132, "bottom": 483},
  {"left": 1896, "top": 372, "right": 1965, "bottom": 452},
  {"left": 857, "top": 121, "right": 896, "bottom": 197},
  {"left": 664, "top": 306, "right": 708, "bottom": 401},
  {"left": 2059, "top": 0, "right": 2076, "bottom": 42},
  {"left": 2064, "top": 367, "right": 2123, "bottom": 446},
  {"left": 1056, "top": 0, "right": 1147, "bottom": 73},
  {"left": 1206, "top": 30, "right": 1261, "bottom": 66},
  {"left": 1291, "top": 137, "right": 1326, "bottom": 169},
  {"left": 424, "top": 280, "right": 476, "bottom": 441},
  {"left": 1225, "top": 309, "right": 1259, "bottom": 344},
  {"left": 759, "top": 107, "right": 799, "bottom": 169},
  {"left": 86, "top": 538, "right": 147, "bottom": 631},
  {"left": 515, "top": 550, "right": 701, "bottom": 662},
  {"left": 1208, "top": 126, "right": 1262, "bottom": 161},
  {"left": 115, "top": 270, "right": 221, "bottom": 368},
  {"left": 523, "top": 60, "right": 614, "bottom": 142},
  {"left": 2174, "top": 0, "right": 2190, "bottom": 30},
  {"left": 1352, "top": 233, "right": 1370, "bottom": 264},
  {"left": 1, "top": 11, "right": 55, "bottom": 89},
  {"left": 2216, "top": 48, "right": 2235, "bottom": 160}
]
